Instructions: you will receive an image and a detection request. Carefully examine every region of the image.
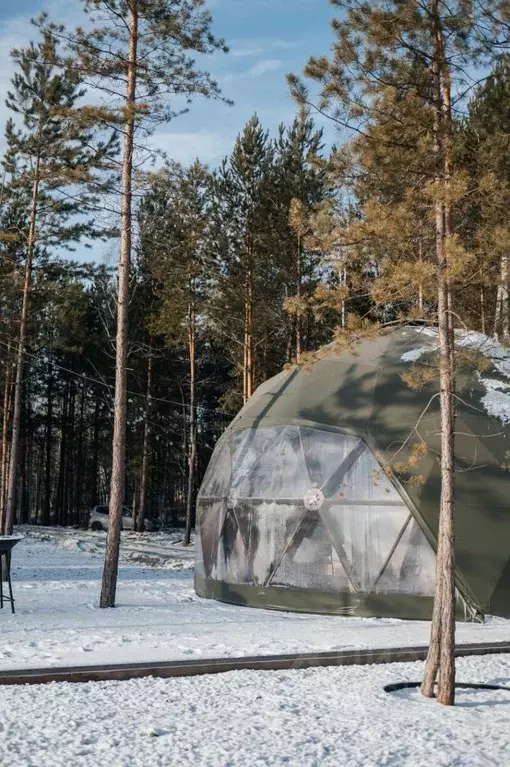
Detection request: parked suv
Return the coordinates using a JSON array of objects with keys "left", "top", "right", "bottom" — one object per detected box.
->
[{"left": 87, "top": 506, "right": 160, "bottom": 532}]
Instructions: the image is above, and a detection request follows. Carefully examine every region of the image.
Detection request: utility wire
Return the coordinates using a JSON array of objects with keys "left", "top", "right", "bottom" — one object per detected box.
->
[{"left": 0, "top": 338, "right": 234, "bottom": 417}]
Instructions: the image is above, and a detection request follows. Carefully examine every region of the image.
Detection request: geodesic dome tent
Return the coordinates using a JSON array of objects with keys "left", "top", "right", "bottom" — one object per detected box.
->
[{"left": 195, "top": 327, "right": 510, "bottom": 621}]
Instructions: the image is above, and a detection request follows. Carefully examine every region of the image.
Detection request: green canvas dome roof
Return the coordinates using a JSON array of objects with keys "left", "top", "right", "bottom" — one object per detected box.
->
[{"left": 195, "top": 326, "right": 510, "bottom": 620}]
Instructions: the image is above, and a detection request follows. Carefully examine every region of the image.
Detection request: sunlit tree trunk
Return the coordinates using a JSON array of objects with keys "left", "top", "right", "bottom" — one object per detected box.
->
[
  {"left": 100, "top": 0, "right": 138, "bottom": 607},
  {"left": 422, "top": 3, "right": 456, "bottom": 706},
  {"left": 0, "top": 343, "right": 13, "bottom": 534},
  {"left": 184, "top": 291, "right": 197, "bottom": 546},
  {"left": 243, "top": 260, "right": 253, "bottom": 402},
  {"left": 500, "top": 255, "right": 509, "bottom": 341},
  {"left": 136, "top": 352, "right": 152, "bottom": 532},
  {"left": 5, "top": 157, "right": 40, "bottom": 535},
  {"left": 296, "top": 232, "right": 302, "bottom": 360}
]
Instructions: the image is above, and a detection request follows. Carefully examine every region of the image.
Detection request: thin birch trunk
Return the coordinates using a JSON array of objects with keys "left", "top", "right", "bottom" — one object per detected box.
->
[
  {"left": 75, "top": 386, "right": 85, "bottom": 526},
  {"left": 137, "top": 352, "right": 152, "bottom": 533},
  {"left": 501, "top": 255, "right": 509, "bottom": 341},
  {"left": 0, "top": 344, "right": 13, "bottom": 534},
  {"left": 132, "top": 485, "right": 138, "bottom": 531},
  {"left": 42, "top": 360, "right": 54, "bottom": 526},
  {"left": 243, "top": 262, "right": 253, "bottom": 402},
  {"left": 4, "top": 157, "right": 40, "bottom": 535},
  {"left": 418, "top": 241, "right": 424, "bottom": 315},
  {"left": 91, "top": 398, "right": 100, "bottom": 508},
  {"left": 480, "top": 285, "right": 486, "bottom": 335},
  {"left": 296, "top": 233, "right": 302, "bottom": 361},
  {"left": 100, "top": 0, "right": 138, "bottom": 608},
  {"left": 184, "top": 295, "right": 197, "bottom": 547}
]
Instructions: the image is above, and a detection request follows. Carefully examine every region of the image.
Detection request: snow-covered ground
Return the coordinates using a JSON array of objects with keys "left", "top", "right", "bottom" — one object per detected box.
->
[
  {"left": 1, "top": 528, "right": 510, "bottom": 672},
  {"left": 0, "top": 653, "right": 508, "bottom": 766}
]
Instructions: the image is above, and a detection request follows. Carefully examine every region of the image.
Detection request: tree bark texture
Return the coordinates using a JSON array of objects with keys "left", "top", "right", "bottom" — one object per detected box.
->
[
  {"left": 421, "top": 3, "right": 456, "bottom": 705},
  {"left": 0, "top": 344, "right": 13, "bottom": 534},
  {"left": 4, "top": 159, "right": 40, "bottom": 535},
  {"left": 100, "top": 0, "right": 138, "bottom": 607},
  {"left": 184, "top": 295, "right": 197, "bottom": 546},
  {"left": 295, "top": 232, "right": 302, "bottom": 361},
  {"left": 136, "top": 352, "right": 152, "bottom": 532},
  {"left": 243, "top": 262, "right": 253, "bottom": 402}
]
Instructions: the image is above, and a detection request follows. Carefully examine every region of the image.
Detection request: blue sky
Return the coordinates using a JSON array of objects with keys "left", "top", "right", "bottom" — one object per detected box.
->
[{"left": 0, "top": 0, "right": 339, "bottom": 261}]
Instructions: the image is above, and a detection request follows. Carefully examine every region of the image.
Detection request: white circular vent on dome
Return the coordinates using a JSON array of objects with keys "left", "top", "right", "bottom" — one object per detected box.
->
[{"left": 303, "top": 488, "right": 324, "bottom": 511}]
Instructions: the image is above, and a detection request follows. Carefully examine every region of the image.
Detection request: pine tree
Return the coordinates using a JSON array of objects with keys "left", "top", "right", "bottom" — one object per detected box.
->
[
  {"left": 461, "top": 57, "right": 510, "bottom": 342},
  {"left": 47, "top": 0, "right": 228, "bottom": 607},
  {"left": 1, "top": 29, "right": 115, "bottom": 536},
  {"left": 276, "top": 108, "right": 326, "bottom": 360},
  {"left": 143, "top": 161, "right": 213, "bottom": 545},
  {"left": 291, "top": 0, "right": 503, "bottom": 705},
  {"left": 211, "top": 115, "right": 276, "bottom": 404}
]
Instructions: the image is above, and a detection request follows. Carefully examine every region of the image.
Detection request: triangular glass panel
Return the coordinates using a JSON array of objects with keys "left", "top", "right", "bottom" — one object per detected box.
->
[
  {"left": 194, "top": 524, "right": 205, "bottom": 578},
  {"left": 271, "top": 515, "right": 353, "bottom": 592},
  {"left": 230, "top": 427, "right": 285, "bottom": 497},
  {"left": 199, "top": 436, "right": 232, "bottom": 499},
  {"left": 198, "top": 500, "right": 227, "bottom": 578},
  {"left": 231, "top": 501, "right": 252, "bottom": 556},
  {"left": 328, "top": 445, "right": 402, "bottom": 503},
  {"left": 213, "top": 510, "right": 252, "bottom": 584},
  {"left": 299, "top": 427, "right": 361, "bottom": 488},
  {"left": 246, "top": 500, "right": 307, "bottom": 586},
  {"left": 231, "top": 427, "right": 310, "bottom": 499},
  {"left": 375, "top": 518, "right": 436, "bottom": 596},
  {"left": 321, "top": 504, "right": 410, "bottom": 592}
]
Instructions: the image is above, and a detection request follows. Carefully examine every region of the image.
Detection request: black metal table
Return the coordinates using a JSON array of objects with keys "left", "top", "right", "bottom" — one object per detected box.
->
[{"left": 0, "top": 537, "right": 22, "bottom": 614}]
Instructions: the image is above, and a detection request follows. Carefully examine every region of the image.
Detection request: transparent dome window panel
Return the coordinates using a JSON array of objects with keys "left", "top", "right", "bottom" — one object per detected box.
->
[
  {"left": 195, "top": 526, "right": 205, "bottom": 578},
  {"left": 299, "top": 428, "right": 361, "bottom": 488},
  {"left": 271, "top": 516, "right": 353, "bottom": 592},
  {"left": 323, "top": 505, "right": 410, "bottom": 592},
  {"left": 213, "top": 510, "right": 252, "bottom": 584},
  {"left": 232, "top": 500, "right": 306, "bottom": 586},
  {"left": 327, "top": 445, "right": 402, "bottom": 502},
  {"left": 230, "top": 427, "right": 283, "bottom": 497},
  {"left": 230, "top": 427, "right": 310, "bottom": 500},
  {"left": 198, "top": 500, "right": 227, "bottom": 577},
  {"left": 375, "top": 518, "right": 436, "bottom": 596},
  {"left": 198, "top": 436, "right": 232, "bottom": 499}
]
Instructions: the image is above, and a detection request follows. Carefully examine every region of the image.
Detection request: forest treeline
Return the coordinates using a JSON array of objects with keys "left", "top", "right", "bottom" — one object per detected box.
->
[
  {"left": 1, "top": 2, "right": 510, "bottom": 622},
  {"left": 0, "top": 7, "right": 334, "bottom": 534}
]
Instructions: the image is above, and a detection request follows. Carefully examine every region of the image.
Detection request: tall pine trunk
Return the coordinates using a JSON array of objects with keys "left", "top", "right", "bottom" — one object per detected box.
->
[
  {"left": 243, "top": 261, "right": 254, "bottom": 402},
  {"left": 0, "top": 345, "right": 13, "bottom": 534},
  {"left": 421, "top": 4, "right": 456, "bottom": 705},
  {"left": 75, "top": 385, "right": 85, "bottom": 526},
  {"left": 100, "top": 0, "right": 138, "bottom": 607},
  {"left": 494, "top": 255, "right": 509, "bottom": 341},
  {"left": 480, "top": 284, "right": 486, "bottom": 335},
  {"left": 4, "top": 158, "right": 40, "bottom": 535},
  {"left": 295, "top": 233, "right": 302, "bottom": 361},
  {"left": 42, "top": 360, "right": 54, "bottom": 526},
  {"left": 184, "top": 295, "right": 197, "bottom": 546},
  {"left": 91, "top": 397, "right": 100, "bottom": 508},
  {"left": 137, "top": 352, "right": 152, "bottom": 533}
]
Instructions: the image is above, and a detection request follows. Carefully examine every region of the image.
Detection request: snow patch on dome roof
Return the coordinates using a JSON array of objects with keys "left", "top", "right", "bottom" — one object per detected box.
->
[{"left": 400, "top": 327, "right": 510, "bottom": 425}]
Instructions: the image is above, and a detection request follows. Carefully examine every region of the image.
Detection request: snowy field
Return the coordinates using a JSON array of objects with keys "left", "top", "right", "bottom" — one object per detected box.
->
[
  {"left": 0, "top": 653, "right": 508, "bottom": 766},
  {"left": 1, "top": 528, "right": 510, "bottom": 671},
  {"left": 1, "top": 530, "right": 510, "bottom": 767}
]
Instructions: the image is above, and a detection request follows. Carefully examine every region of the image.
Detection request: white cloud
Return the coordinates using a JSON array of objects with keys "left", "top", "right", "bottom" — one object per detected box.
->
[
  {"left": 247, "top": 58, "right": 283, "bottom": 77},
  {"left": 222, "top": 57, "right": 284, "bottom": 84},
  {"left": 230, "top": 37, "right": 298, "bottom": 57}
]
